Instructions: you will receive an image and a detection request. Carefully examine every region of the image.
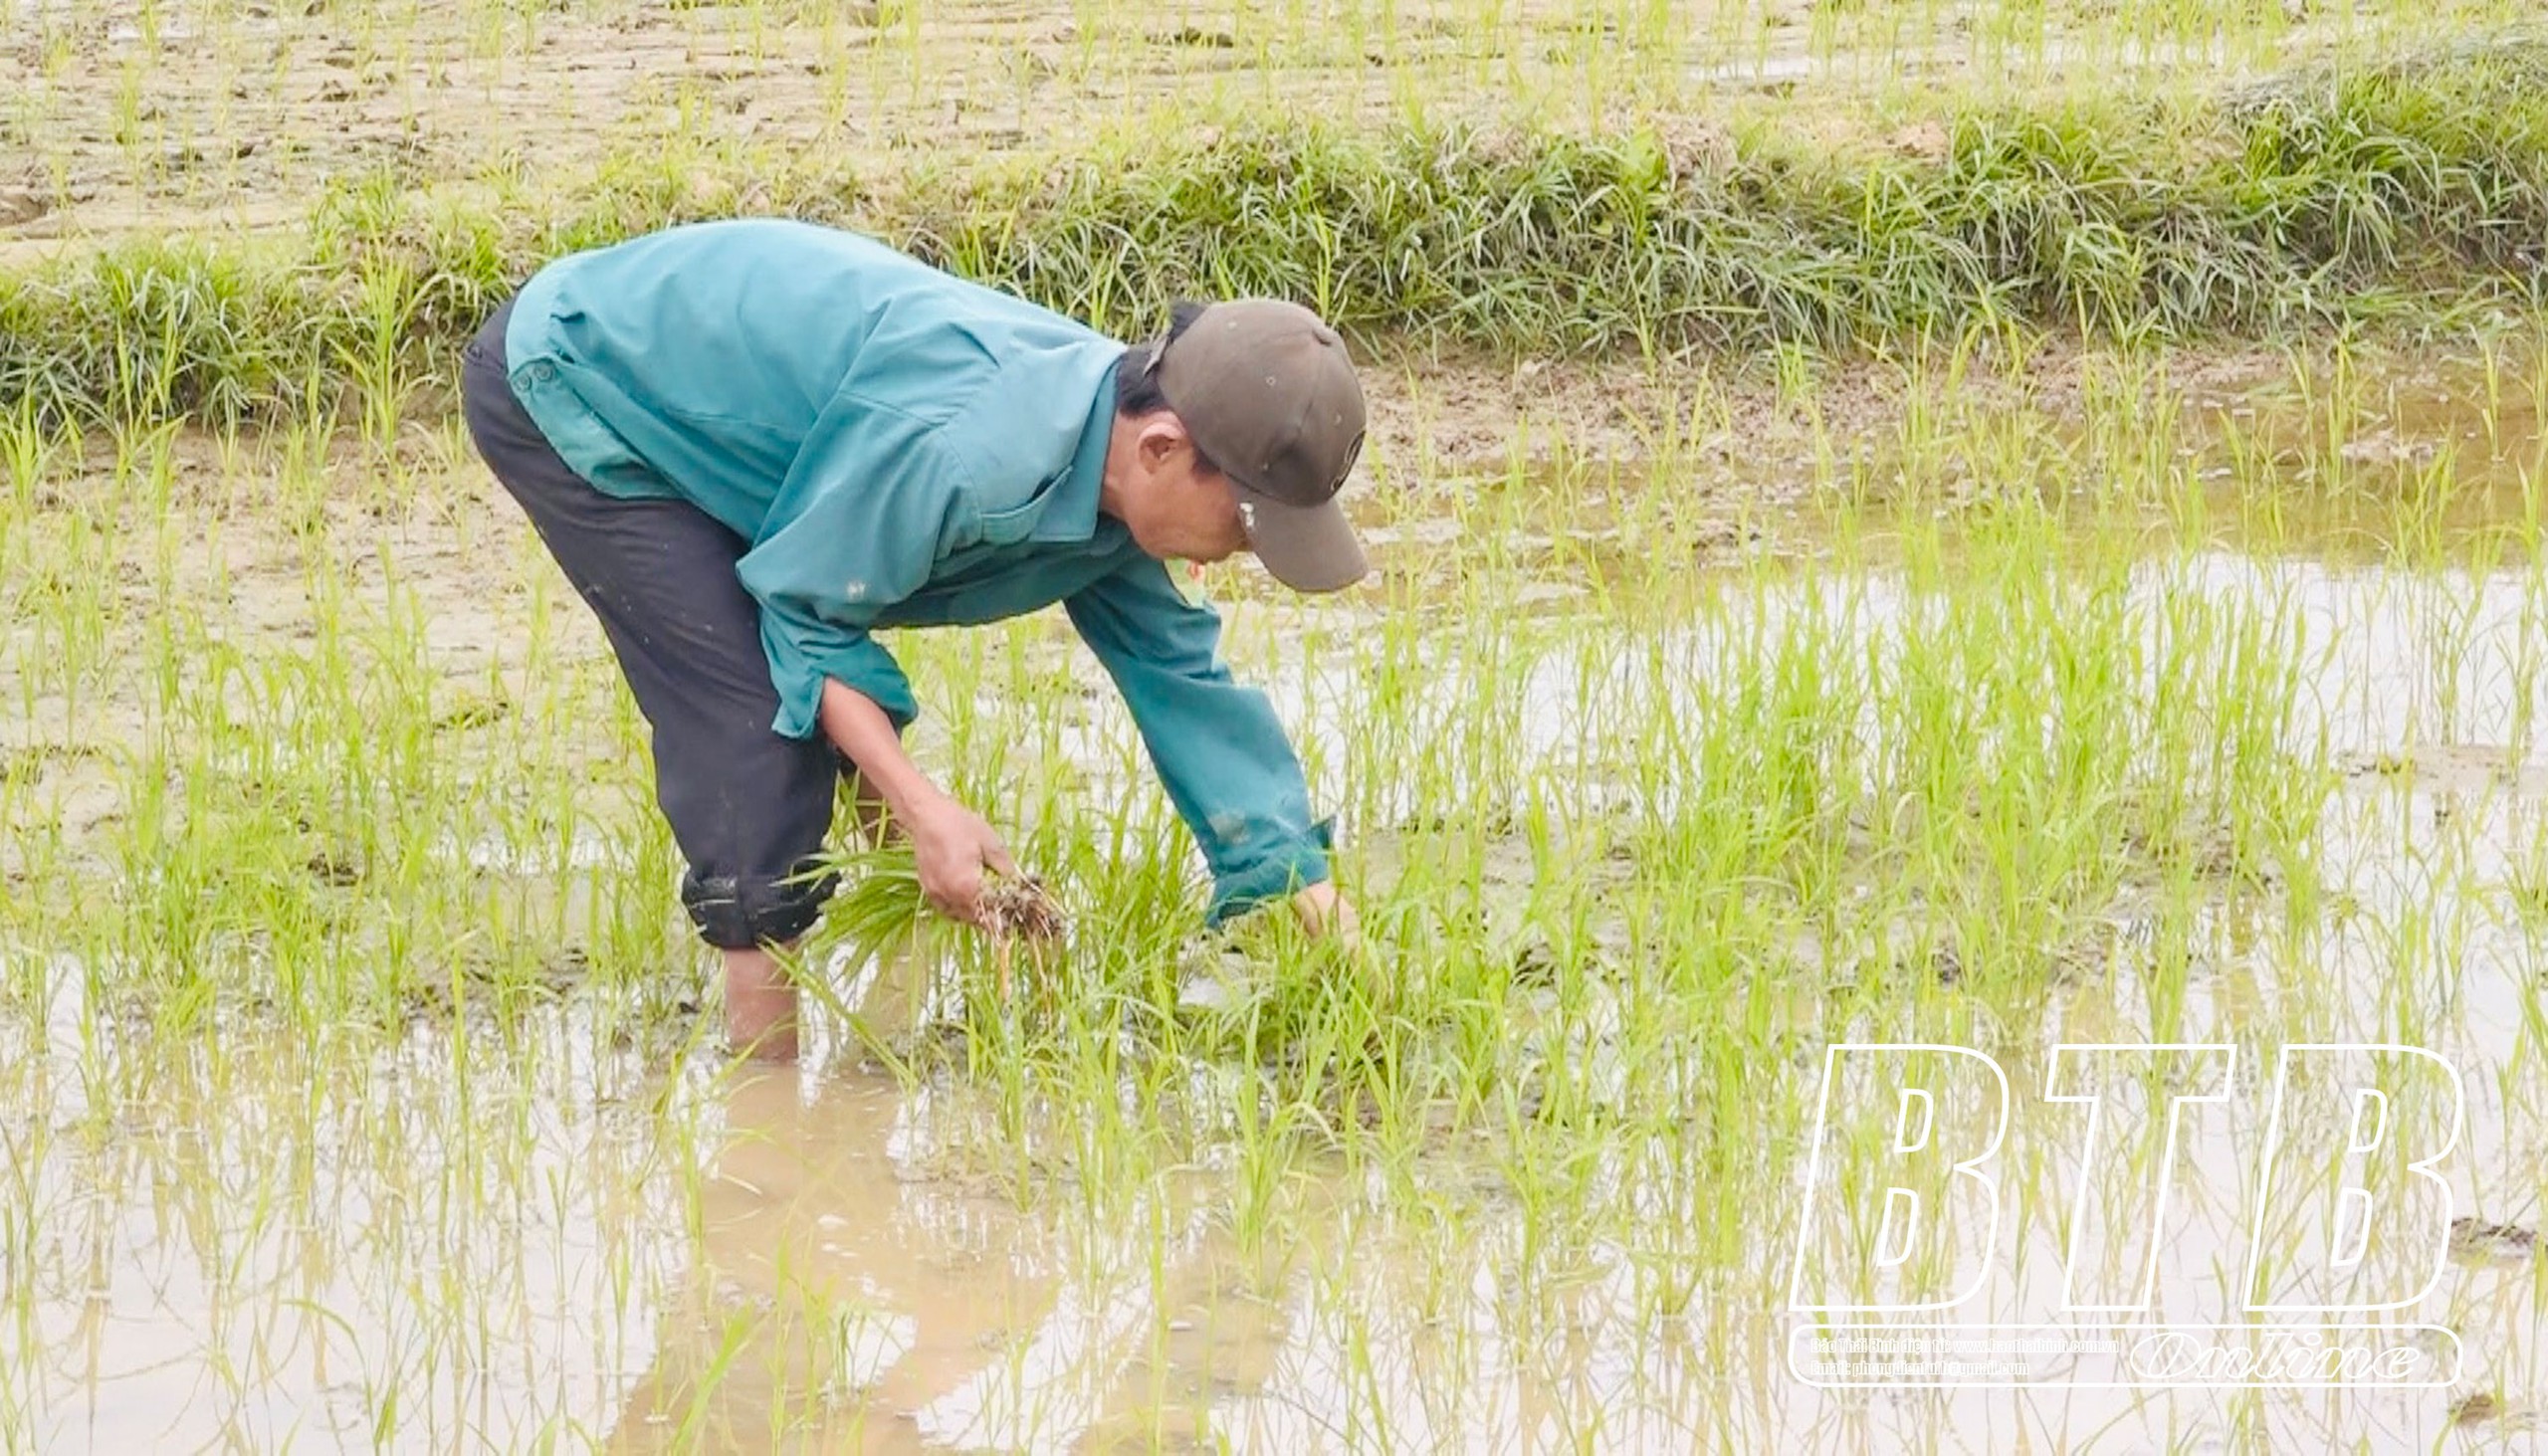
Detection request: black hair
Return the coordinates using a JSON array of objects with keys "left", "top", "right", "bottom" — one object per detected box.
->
[{"left": 1115, "top": 301, "right": 1222, "bottom": 475}]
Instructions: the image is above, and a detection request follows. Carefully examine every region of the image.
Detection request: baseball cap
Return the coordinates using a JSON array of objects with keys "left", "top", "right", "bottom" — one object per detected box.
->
[{"left": 1149, "top": 299, "right": 1370, "bottom": 592}]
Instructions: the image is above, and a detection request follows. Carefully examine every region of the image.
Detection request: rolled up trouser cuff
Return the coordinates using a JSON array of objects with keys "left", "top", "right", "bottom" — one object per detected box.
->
[{"left": 681, "top": 857, "right": 841, "bottom": 950}]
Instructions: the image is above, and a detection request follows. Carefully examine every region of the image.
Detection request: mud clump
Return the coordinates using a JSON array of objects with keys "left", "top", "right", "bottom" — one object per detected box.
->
[
  {"left": 2449, "top": 1216, "right": 2539, "bottom": 1265},
  {"left": 978, "top": 875, "right": 1068, "bottom": 943},
  {"left": 977, "top": 874, "right": 1067, "bottom": 1004}
]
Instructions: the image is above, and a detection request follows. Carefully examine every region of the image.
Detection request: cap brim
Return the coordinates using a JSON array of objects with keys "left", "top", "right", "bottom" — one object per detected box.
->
[{"left": 1235, "top": 485, "right": 1369, "bottom": 593}]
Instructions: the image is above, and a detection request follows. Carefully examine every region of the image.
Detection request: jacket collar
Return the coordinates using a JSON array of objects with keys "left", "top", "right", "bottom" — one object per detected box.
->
[{"left": 1024, "top": 359, "right": 1120, "bottom": 544}]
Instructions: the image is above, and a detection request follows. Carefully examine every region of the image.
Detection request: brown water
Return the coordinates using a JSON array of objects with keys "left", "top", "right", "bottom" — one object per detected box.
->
[
  {"left": 7, "top": 539, "right": 2545, "bottom": 1451},
  {"left": 7, "top": 353, "right": 2548, "bottom": 1450}
]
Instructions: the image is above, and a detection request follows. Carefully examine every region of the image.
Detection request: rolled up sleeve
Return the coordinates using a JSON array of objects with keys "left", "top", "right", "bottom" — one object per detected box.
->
[
  {"left": 736, "top": 393, "right": 969, "bottom": 737},
  {"left": 1064, "top": 558, "right": 1333, "bottom": 924},
  {"left": 751, "top": 604, "right": 919, "bottom": 736}
]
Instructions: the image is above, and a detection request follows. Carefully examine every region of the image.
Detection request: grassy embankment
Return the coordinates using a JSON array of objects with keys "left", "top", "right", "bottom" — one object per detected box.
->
[{"left": 4, "top": 36, "right": 2546, "bottom": 430}]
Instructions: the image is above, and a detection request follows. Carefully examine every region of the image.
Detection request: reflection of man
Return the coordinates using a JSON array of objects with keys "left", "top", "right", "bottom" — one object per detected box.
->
[
  {"left": 461, "top": 220, "right": 1366, "bottom": 1061},
  {"left": 605, "top": 1067, "right": 1252, "bottom": 1451},
  {"left": 604, "top": 1066, "right": 1045, "bottom": 1449}
]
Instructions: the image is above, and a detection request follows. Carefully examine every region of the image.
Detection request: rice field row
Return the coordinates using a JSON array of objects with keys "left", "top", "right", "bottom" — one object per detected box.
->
[
  {"left": 10, "top": 1, "right": 2548, "bottom": 1447},
  {"left": 5, "top": 327, "right": 2547, "bottom": 1447}
]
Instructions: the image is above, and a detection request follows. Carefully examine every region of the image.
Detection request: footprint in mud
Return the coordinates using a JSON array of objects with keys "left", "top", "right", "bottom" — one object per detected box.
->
[
  {"left": 1153, "top": 24, "right": 1236, "bottom": 47},
  {"left": 2450, "top": 1390, "right": 2500, "bottom": 1426},
  {"left": 2448, "top": 1389, "right": 2538, "bottom": 1432},
  {"left": 303, "top": 850, "right": 363, "bottom": 886},
  {"left": 2337, "top": 743, "right": 2548, "bottom": 796},
  {"left": 2448, "top": 1215, "right": 2540, "bottom": 1266}
]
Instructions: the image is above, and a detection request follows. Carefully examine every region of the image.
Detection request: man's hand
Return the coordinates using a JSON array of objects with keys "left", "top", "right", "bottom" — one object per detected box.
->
[
  {"left": 1291, "top": 880, "right": 1359, "bottom": 942},
  {"left": 904, "top": 790, "right": 1018, "bottom": 926}
]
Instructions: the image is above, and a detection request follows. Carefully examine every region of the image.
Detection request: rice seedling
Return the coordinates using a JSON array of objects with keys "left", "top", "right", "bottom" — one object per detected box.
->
[{"left": 6, "top": 0, "right": 2548, "bottom": 1448}]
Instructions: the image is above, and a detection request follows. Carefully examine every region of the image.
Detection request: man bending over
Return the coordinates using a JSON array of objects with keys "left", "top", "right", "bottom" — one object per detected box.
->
[{"left": 460, "top": 220, "right": 1366, "bottom": 1060}]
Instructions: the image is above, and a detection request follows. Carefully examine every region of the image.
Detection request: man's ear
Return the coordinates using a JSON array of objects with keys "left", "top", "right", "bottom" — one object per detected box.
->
[{"left": 1136, "top": 414, "right": 1189, "bottom": 468}]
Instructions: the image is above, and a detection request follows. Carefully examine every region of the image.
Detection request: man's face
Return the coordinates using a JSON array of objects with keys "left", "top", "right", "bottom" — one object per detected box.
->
[{"left": 1125, "top": 417, "right": 1249, "bottom": 564}]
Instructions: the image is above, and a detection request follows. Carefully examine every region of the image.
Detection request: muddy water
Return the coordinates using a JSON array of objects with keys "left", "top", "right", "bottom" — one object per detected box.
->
[
  {"left": 0, "top": 956, "right": 1714, "bottom": 1451},
  {"left": 9, "top": 358, "right": 2548, "bottom": 1449},
  {"left": 863, "top": 538, "right": 2548, "bottom": 1448},
  {"left": 5, "top": 534, "right": 2543, "bottom": 1451}
]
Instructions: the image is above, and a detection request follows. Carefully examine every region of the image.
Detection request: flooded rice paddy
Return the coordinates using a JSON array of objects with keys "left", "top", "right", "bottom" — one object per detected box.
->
[{"left": 6, "top": 345, "right": 2548, "bottom": 1450}]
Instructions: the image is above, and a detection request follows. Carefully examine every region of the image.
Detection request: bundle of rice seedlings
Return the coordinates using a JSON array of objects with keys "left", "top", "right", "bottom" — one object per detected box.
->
[{"left": 819, "top": 847, "right": 1068, "bottom": 1005}]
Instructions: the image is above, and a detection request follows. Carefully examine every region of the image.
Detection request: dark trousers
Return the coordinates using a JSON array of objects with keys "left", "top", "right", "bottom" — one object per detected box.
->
[{"left": 460, "top": 299, "right": 842, "bottom": 948}]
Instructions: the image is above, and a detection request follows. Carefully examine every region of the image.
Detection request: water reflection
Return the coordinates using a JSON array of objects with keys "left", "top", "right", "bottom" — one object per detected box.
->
[
  {"left": 6, "top": 528, "right": 2548, "bottom": 1449},
  {"left": 606, "top": 1065, "right": 1184, "bottom": 1452},
  {"left": 606, "top": 1056, "right": 1734, "bottom": 1454},
  {"left": 0, "top": 987, "right": 681, "bottom": 1451}
]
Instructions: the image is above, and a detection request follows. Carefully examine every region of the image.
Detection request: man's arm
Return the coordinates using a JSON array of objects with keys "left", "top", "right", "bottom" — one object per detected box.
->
[
  {"left": 736, "top": 391, "right": 967, "bottom": 739},
  {"left": 1063, "top": 557, "right": 1347, "bottom": 931},
  {"left": 816, "top": 678, "right": 1014, "bottom": 922},
  {"left": 737, "top": 394, "right": 1019, "bottom": 922}
]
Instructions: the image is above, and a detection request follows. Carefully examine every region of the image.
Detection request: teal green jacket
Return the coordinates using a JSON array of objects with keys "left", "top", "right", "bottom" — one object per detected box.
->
[{"left": 502, "top": 219, "right": 1330, "bottom": 921}]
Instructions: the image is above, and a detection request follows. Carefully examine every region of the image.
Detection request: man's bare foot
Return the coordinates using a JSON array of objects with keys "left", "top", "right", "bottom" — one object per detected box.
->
[{"left": 723, "top": 945, "right": 800, "bottom": 1063}]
